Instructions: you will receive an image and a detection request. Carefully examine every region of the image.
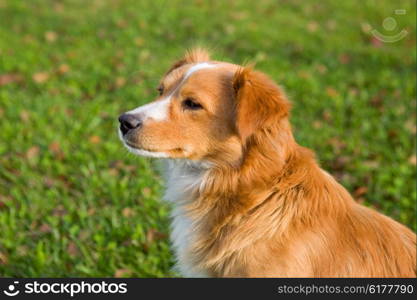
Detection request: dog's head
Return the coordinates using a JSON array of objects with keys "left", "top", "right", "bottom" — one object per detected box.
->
[{"left": 118, "top": 48, "right": 290, "bottom": 166}]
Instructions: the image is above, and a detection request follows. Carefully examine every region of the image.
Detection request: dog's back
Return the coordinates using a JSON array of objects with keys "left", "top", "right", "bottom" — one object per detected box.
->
[{"left": 334, "top": 204, "right": 416, "bottom": 277}]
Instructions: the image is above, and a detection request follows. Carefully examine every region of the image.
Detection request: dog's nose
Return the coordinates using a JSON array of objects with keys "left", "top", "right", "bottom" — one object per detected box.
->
[{"left": 118, "top": 113, "right": 142, "bottom": 135}]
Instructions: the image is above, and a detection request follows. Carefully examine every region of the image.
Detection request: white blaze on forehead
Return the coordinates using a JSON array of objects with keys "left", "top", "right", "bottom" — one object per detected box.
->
[
  {"left": 126, "top": 62, "right": 216, "bottom": 122},
  {"left": 183, "top": 62, "right": 215, "bottom": 80}
]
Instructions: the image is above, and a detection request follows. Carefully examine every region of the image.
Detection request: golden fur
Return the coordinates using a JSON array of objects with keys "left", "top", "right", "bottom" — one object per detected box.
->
[{"left": 120, "top": 48, "right": 416, "bottom": 277}]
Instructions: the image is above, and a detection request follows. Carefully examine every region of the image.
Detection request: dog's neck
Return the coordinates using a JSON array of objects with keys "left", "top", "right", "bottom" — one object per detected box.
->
[{"left": 164, "top": 118, "right": 322, "bottom": 231}]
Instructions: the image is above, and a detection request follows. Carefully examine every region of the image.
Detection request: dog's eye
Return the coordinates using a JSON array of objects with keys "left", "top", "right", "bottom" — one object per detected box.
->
[
  {"left": 157, "top": 86, "right": 164, "bottom": 96},
  {"left": 182, "top": 98, "right": 203, "bottom": 110}
]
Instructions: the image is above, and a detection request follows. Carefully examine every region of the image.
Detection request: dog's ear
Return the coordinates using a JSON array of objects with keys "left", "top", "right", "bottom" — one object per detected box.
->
[
  {"left": 166, "top": 48, "right": 210, "bottom": 75},
  {"left": 233, "top": 66, "right": 291, "bottom": 142}
]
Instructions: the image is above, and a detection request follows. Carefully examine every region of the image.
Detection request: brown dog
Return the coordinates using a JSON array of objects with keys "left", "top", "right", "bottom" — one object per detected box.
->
[{"left": 118, "top": 48, "right": 416, "bottom": 277}]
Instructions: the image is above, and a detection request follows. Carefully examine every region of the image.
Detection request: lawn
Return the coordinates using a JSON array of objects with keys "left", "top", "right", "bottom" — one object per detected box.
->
[{"left": 0, "top": 0, "right": 415, "bottom": 277}]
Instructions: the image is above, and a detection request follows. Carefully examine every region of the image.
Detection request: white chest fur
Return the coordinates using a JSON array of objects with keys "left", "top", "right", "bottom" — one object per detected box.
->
[{"left": 162, "top": 160, "right": 210, "bottom": 277}]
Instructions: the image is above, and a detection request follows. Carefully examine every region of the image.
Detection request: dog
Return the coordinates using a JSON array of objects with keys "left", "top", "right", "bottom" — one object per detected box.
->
[{"left": 118, "top": 48, "right": 416, "bottom": 277}]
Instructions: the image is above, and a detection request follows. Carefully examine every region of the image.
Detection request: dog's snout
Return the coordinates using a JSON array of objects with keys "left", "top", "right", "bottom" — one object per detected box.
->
[{"left": 118, "top": 113, "right": 142, "bottom": 135}]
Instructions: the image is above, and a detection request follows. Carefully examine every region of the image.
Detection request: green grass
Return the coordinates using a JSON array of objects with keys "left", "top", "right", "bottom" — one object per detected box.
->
[{"left": 0, "top": 0, "right": 415, "bottom": 277}]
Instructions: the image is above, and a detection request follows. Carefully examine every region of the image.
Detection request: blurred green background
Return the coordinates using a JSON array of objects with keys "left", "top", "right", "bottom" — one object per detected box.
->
[{"left": 0, "top": 0, "right": 415, "bottom": 277}]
